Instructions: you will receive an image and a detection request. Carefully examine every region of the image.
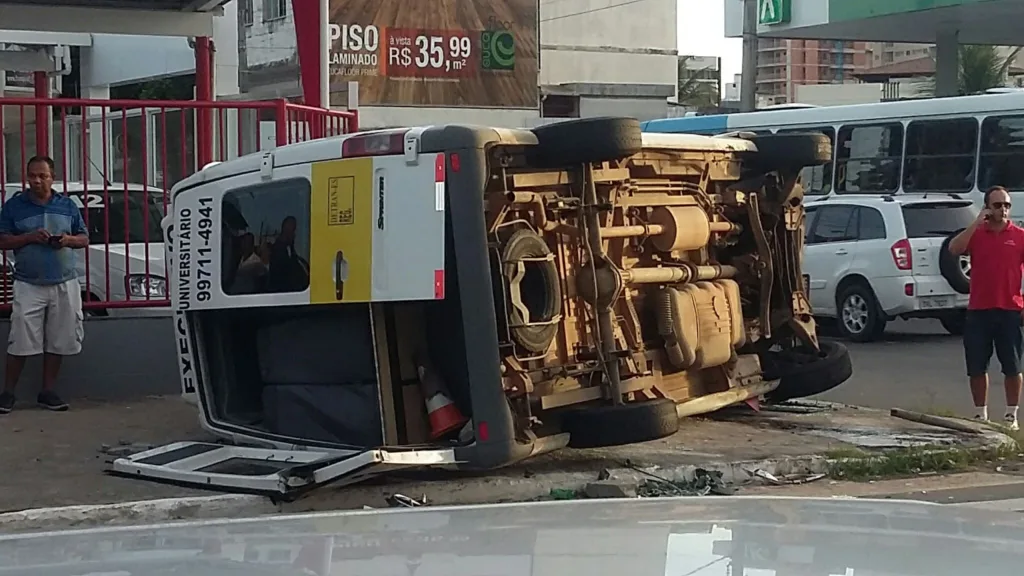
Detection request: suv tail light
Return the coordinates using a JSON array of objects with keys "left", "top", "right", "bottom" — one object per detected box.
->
[
  {"left": 890, "top": 238, "right": 912, "bottom": 271},
  {"left": 341, "top": 129, "right": 408, "bottom": 157}
]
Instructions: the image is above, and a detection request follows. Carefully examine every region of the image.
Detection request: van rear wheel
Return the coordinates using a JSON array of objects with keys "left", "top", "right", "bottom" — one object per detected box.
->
[{"left": 562, "top": 398, "right": 679, "bottom": 449}]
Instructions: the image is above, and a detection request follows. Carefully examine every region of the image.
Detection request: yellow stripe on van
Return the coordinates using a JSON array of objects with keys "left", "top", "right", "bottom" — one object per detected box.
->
[{"left": 309, "top": 158, "right": 374, "bottom": 304}]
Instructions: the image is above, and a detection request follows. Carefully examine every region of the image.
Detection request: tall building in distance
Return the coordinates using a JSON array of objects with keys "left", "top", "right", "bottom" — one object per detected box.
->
[
  {"left": 868, "top": 42, "right": 933, "bottom": 68},
  {"left": 756, "top": 38, "right": 870, "bottom": 104}
]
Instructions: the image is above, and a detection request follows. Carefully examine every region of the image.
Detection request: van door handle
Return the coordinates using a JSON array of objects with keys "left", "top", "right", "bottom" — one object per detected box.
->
[
  {"left": 835, "top": 248, "right": 848, "bottom": 255},
  {"left": 334, "top": 250, "right": 347, "bottom": 301}
]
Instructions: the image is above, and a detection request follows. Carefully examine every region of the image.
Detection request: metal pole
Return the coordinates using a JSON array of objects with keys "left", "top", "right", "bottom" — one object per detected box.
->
[
  {"left": 195, "top": 36, "right": 213, "bottom": 167},
  {"left": 740, "top": 0, "right": 759, "bottom": 112},
  {"left": 33, "top": 72, "right": 50, "bottom": 157}
]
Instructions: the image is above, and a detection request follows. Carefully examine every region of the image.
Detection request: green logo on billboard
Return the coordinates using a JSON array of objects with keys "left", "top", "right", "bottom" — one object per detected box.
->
[{"left": 481, "top": 30, "right": 515, "bottom": 71}]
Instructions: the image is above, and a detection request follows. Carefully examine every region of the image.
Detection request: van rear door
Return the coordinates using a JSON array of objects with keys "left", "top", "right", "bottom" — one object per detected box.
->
[{"left": 109, "top": 442, "right": 457, "bottom": 496}]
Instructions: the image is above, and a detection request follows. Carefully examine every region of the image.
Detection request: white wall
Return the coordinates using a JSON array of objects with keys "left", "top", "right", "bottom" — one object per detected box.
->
[
  {"left": 84, "top": 35, "right": 193, "bottom": 87},
  {"left": 242, "top": 0, "right": 295, "bottom": 69},
  {"left": 81, "top": 1, "right": 238, "bottom": 96},
  {"left": 539, "top": 0, "right": 677, "bottom": 86}
]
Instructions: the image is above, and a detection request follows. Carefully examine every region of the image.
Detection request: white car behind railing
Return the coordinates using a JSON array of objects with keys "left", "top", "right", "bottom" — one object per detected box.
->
[{"left": 0, "top": 182, "right": 168, "bottom": 317}]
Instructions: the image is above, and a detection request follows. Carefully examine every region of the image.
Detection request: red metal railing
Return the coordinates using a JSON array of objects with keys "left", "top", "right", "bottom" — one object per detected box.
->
[{"left": 0, "top": 97, "right": 357, "bottom": 312}]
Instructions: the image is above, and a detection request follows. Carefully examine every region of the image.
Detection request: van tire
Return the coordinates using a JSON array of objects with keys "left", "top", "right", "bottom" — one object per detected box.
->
[
  {"left": 530, "top": 117, "right": 642, "bottom": 168},
  {"left": 765, "top": 341, "right": 853, "bottom": 403},
  {"left": 747, "top": 133, "right": 832, "bottom": 170},
  {"left": 501, "top": 229, "right": 561, "bottom": 353},
  {"left": 836, "top": 282, "right": 886, "bottom": 342},
  {"left": 939, "top": 232, "right": 971, "bottom": 295},
  {"left": 563, "top": 398, "right": 679, "bottom": 448}
]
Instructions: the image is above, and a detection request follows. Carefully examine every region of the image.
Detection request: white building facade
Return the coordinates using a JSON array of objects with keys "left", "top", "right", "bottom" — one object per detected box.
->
[{"left": 0, "top": 3, "right": 240, "bottom": 185}]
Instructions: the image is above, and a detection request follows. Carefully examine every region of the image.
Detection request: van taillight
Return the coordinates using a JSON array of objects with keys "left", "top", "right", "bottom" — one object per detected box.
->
[
  {"left": 341, "top": 130, "right": 408, "bottom": 157},
  {"left": 891, "top": 238, "right": 912, "bottom": 270}
]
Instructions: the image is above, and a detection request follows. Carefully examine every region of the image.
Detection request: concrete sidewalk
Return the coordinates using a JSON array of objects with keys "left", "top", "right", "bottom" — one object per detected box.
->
[{"left": 0, "top": 396, "right": 1014, "bottom": 532}]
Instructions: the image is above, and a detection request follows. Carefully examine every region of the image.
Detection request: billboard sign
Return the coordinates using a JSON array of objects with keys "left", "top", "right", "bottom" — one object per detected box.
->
[{"left": 327, "top": 0, "right": 539, "bottom": 109}]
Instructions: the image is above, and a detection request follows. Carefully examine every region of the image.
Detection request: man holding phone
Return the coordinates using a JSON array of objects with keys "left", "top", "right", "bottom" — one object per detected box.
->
[
  {"left": 948, "top": 185, "right": 1024, "bottom": 430},
  {"left": 0, "top": 155, "right": 88, "bottom": 414}
]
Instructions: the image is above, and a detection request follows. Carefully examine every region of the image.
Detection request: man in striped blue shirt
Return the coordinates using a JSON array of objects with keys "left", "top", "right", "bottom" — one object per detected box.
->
[{"left": 0, "top": 156, "right": 88, "bottom": 413}]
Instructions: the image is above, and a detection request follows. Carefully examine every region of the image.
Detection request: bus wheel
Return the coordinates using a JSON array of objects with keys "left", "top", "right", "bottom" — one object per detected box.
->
[
  {"left": 501, "top": 228, "right": 562, "bottom": 354},
  {"left": 562, "top": 398, "right": 679, "bottom": 449},
  {"left": 529, "top": 117, "right": 642, "bottom": 168},
  {"left": 747, "top": 132, "right": 832, "bottom": 171}
]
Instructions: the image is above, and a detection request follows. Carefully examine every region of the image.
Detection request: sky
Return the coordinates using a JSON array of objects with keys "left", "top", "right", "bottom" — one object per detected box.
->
[{"left": 678, "top": 0, "right": 742, "bottom": 82}]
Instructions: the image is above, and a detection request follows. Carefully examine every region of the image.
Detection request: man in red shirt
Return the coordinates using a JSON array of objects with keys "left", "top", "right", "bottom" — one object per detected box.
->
[{"left": 949, "top": 186, "right": 1023, "bottom": 430}]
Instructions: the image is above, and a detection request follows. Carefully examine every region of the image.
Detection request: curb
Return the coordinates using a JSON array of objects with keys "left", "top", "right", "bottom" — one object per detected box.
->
[
  {"left": 2, "top": 425, "right": 1017, "bottom": 534},
  {"left": 0, "top": 494, "right": 279, "bottom": 534}
]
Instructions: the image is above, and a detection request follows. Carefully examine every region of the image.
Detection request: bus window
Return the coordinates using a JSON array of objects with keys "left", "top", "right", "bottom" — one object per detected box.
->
[
  {"left": 903, "top": 118, "right": 978, "bottom": 193},
  {"left": 778, "top": 127, "right": 834, "bottom": 195},
  {"left": 980, "top": 115, "right": 1024, "bottom": 192},
  {"left": 835, "top": 123, "right": 903, "bottom": 193}
]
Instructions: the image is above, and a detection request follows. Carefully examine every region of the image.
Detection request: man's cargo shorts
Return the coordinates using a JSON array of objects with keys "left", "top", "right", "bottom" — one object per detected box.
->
[{"left": 964, "top": 308, "right": 1024, "bottom": 377}]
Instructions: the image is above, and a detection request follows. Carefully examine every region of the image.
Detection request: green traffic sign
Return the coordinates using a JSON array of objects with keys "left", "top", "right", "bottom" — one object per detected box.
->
[{"left": 758, "top": 0, "right": 791, "bottom": 26}]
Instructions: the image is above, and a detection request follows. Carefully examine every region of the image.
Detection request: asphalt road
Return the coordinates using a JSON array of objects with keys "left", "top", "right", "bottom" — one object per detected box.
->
[{"left": 813, "top": 318, "right": 1010, "bottom": 416}]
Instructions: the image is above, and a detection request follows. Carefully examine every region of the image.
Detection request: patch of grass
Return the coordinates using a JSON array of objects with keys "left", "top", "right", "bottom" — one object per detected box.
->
[
  {"left": 824, "top": 447, "right": 870, "bottom": 460},
  {"left": 827, "top": 442, "right": 1021, "bottom": 481}
]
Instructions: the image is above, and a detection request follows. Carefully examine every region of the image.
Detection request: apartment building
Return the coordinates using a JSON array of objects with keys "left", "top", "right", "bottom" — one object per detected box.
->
[
  {"left": 867, "top": 42, "right": 932, "bottom": 68},
  {"left": 756, "top": 38, "right": 869, "bottom": 104}
]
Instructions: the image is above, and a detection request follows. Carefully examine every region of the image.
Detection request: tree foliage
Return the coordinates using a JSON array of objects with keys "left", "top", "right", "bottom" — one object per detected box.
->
[
  {"left": 677, "top": 56, "right": 720, "bottom": 108},
  {"left": 921, "top": 45, "right": 1021, "bottom": 96}
]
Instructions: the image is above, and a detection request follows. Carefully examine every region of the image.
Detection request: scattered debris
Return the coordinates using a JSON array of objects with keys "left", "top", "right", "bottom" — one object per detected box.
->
[
  {"left": 751, "top": 468, "right": 827, "bottom": 485},
  {"left": 761, "top": 401, "right": 834, "bottom": 414},
  {"left": 890, "top": 408, "right": 985, "bottom": 435},
  {"left": 583, "top": 479, "right": 637, "bottom": 499},
  {"left": 98, "top": 442, "right": 157, "bottom": 459},
  {"left": 549, "top": 488, "right": 579, "bottom": 500},
  {"left": 384, "top": 493, "right": 426, "bottom": 508},
  {"left": 635, "top": 467, "right": 734, "bottom": 498}
]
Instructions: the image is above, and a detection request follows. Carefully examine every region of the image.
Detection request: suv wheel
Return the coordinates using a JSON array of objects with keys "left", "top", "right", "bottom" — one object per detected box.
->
[
  {"left": 939, "top": 309, "right": 966, "bottom": 336},
  {"left": 836, "top": 283, "right": 886, "bottom": 342}
]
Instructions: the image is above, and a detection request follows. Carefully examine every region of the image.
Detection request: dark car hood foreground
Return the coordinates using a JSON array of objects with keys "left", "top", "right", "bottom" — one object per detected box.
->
[{"left": 0, "top": 496, "right": 1022, "bottom": 575}]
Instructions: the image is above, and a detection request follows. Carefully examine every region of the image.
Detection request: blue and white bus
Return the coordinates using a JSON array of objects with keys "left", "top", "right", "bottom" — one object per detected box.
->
[{"left": 642, "top": 92, "right": 1024, "bottom": 224}]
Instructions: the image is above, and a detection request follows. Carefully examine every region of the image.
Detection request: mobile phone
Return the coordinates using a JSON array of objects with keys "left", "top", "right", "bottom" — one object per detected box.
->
[{"left": 47, "top": 235, "right": 62, "bottom": 248}]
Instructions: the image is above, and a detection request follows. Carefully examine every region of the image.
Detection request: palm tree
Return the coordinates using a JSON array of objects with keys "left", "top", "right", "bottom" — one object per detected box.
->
[
  {"left": 920, "top": 45, "right": 1022, "bottom": 96},
  {"left": 677, "top": 56, "right": 720, "bottom": 108}
]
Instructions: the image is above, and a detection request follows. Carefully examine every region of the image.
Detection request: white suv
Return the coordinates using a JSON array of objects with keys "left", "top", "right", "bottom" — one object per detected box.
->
[{"left": 803, "top": 194, "right": 973, "bottom": 342}]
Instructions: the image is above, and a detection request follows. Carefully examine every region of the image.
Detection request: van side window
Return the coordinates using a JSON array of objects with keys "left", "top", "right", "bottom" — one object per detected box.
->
[
  {"left": 221, "top": 178, "right": 311, "bottom": 296},
  {"left": 777, "top": 127, "right": 835, "bottom": 196},
  {"left": 835, "top": 123, "right": 903, "bottom": 193},
  {"left": 903, "top": 118, "right": 978, "bottom": 193},
  {"left": 808, "top": 205, "right": 857, "bottom": 244}
]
